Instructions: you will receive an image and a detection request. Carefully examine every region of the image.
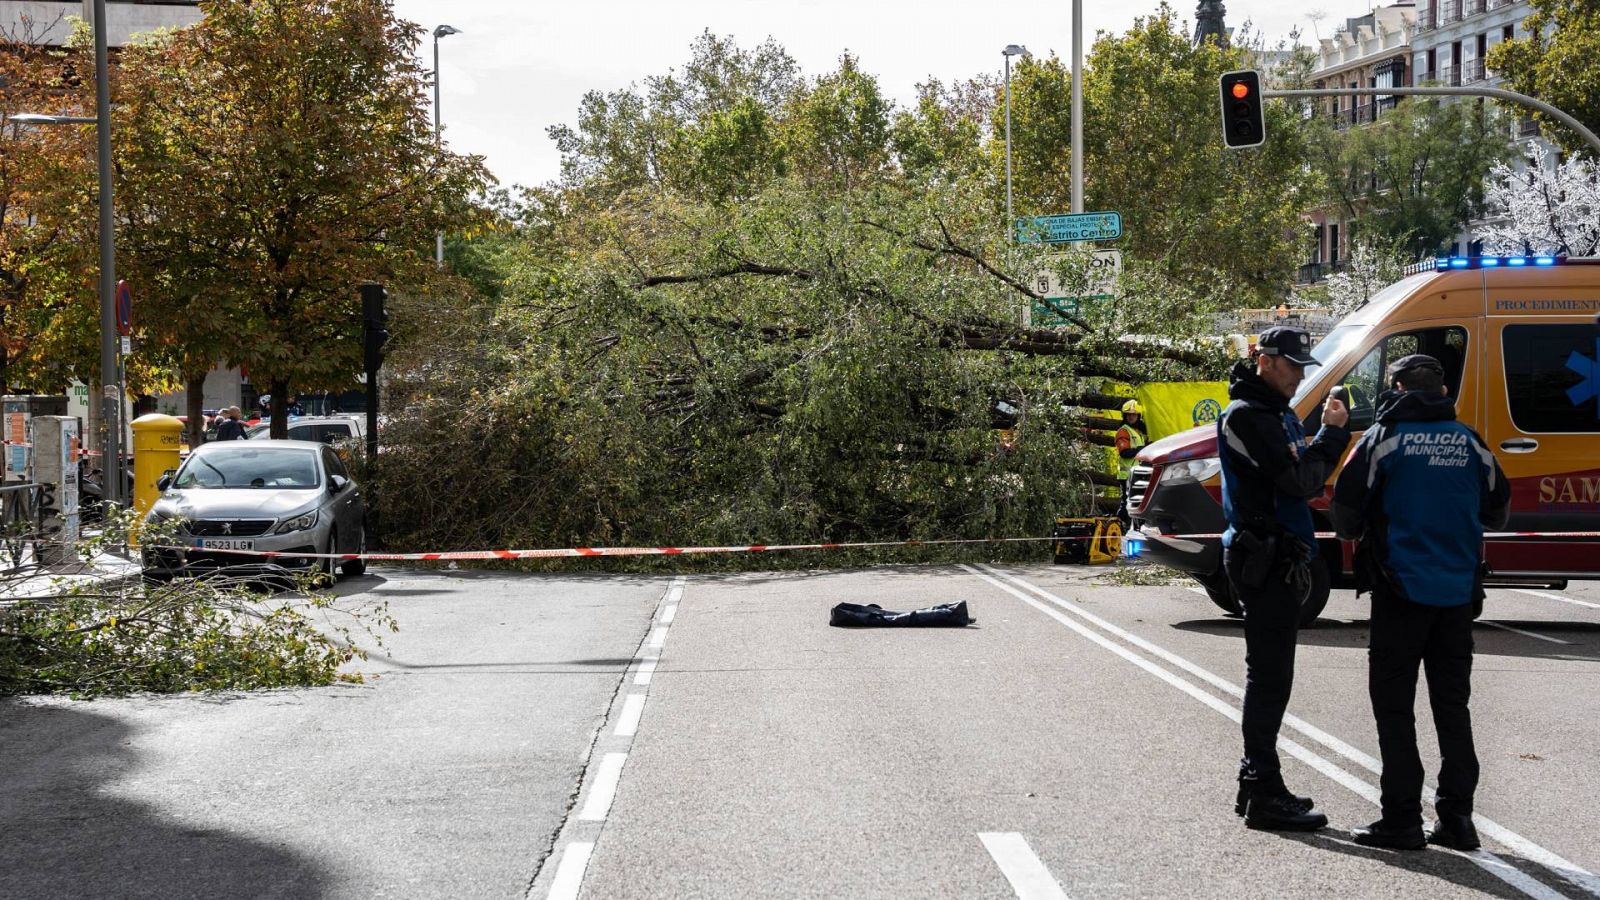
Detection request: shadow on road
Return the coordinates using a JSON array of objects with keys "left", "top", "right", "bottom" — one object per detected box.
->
[
  {"left": 1170, "top": 618, "right": 1600, "bottom": 662},
  {"left": 1284, "top": 829, "right": 1533, "bottom": 899},
  {"left": 0, "top": 700, "right": 326, "bottom": 900}
]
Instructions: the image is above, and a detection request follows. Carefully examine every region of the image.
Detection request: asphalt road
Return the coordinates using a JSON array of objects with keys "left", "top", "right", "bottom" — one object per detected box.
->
[{"left": 3, "top": 564, "right": 1598, "bottom": 899}]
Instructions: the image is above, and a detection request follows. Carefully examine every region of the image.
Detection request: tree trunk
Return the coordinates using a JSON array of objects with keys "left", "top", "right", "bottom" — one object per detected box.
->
[
  {"left": 185, "top": 374, "right": 206, "bottom": 448},
  {"left": 270, "top": 378, "right": 289, "bottom": 438}
]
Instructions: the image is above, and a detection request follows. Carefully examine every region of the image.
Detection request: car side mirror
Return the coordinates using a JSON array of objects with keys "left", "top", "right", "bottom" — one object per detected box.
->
[
  {"left": 330, "top": 475, "right": 349, "bottom": 494},
  {"left": 157, "top": 470, "right": 175, "bottom": 492}
]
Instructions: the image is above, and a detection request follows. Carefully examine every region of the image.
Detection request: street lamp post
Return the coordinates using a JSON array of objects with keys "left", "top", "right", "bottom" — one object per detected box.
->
[
  {"left": 1002, "top": 44, "right": 1029, "bottom": 235},
  {"left": 432, "top": 24, "right": 461, "bottom": 268},
  {"left": 6, "top": 0, "right": 121, "bottom": 505}
]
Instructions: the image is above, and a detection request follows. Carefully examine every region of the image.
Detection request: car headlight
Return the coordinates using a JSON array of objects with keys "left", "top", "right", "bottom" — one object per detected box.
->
[
  {"left": 273, "top": 510, "right": 319, "bottom": 534},
  {"left": 1161, "top": 457, "right": 1221, "bottom": 485}
]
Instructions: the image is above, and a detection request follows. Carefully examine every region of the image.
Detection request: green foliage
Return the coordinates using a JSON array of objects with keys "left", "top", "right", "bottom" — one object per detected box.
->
[
  {"left": 0, "top": 513, "right": 394, "bottom": 697},
  {"left": 1308, "top": 99, "right": 1510, "bottom": 258},
  {"left": 1487, "top": 0, "right": 1600, "bottom": 158},
  {"left": 999, "top": 7, "right": 1318, "bottom": 303},
  {"left": 111, "top": 0, "right": 492, "bottom": 434}
]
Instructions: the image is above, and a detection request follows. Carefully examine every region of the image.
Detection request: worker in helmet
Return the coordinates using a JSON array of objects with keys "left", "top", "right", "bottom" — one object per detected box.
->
[{"left": 1114, "top": 399, "right": 1149, "bottom": 523}]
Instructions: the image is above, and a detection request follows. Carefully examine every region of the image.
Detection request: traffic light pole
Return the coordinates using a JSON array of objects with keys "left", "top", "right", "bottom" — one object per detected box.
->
[{"left": 1262, "top": 85, "right": 1600, "bottom": 159}]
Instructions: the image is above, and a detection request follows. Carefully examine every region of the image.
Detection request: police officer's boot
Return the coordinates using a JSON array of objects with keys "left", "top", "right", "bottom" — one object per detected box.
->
[{"left": 1237, "top": 771, "right": 1326, "bottom": 832}]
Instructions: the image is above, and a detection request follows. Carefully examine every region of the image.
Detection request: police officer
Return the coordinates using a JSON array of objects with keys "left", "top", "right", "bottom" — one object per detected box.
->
[
  {"left": 1331, "top": 354, "right": 1509, "bottom": 850},
  {"left": 1218, "top": 326, "right": 1350, "bottom": 831}
]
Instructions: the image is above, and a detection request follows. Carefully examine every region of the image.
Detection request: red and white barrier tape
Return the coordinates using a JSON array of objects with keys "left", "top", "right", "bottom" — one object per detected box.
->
[
  {"left": 149, "top": 536, "right": 1057, "bottom": 562},
  {"left": 1138, "top": 530, "right": 1600, "bottom": 541},
  {"left": 142, "top": 529, "right": 1600, "bottom": 563}
]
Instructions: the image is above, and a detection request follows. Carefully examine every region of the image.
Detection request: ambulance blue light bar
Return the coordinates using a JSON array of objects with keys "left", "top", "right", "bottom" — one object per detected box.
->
[{"left": 1434, "top": 255, "right": 1566, "bottom": 271}]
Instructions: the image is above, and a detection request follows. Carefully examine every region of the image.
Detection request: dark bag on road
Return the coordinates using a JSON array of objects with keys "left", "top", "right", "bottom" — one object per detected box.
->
[{"left": 829, "top": 601, "right": 974, "bottom": 628}]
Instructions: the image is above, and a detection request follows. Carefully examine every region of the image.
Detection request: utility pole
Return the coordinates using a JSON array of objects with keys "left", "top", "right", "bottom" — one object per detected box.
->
[
  {"left": 92, "top": 0, "right": 121, "bottom": 505},
  {"left": 1003, "top": 45, "right": 1029, "bottom": 232},
  {"left": 432, "top": 25, "right": 461, "bottom": 268},
  {"left": 1071, "top": 0, "right": 1084, "bottom": 214}
]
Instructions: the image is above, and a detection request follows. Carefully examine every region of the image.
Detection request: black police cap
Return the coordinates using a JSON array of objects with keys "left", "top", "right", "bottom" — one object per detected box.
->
[
  {"left": 1257, "top": 326, "right": 1316, "bottom": 365},
  {"left": 1385, "top": 353, "right": 1444, "bottom": 381}
]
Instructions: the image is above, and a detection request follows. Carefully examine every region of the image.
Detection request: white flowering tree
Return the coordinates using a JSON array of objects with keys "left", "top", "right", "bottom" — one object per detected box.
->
[
  {"left": 1479, "top": 142, "right": 1600, "bottom": 257},
  {"left": 1322, "top": 240, "right": 1410, "bottom": 319}
]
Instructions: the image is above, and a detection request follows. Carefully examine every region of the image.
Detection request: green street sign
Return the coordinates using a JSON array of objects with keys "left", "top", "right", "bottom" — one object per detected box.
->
[
  {"left": 1015, "top": 211, "right": 1122, "bottom": 243},
  {"left": 1031, "top": 295, "right": 1112, "bottom": 326}
]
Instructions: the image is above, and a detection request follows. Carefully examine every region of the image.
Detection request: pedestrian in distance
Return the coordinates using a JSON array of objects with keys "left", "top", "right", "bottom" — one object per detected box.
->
[
  {"left": 214, "top": 406, "right": 248, "bottom": 441},
  {"left": 1217, "top": 326, "right": 1351, "bottom": 831},
  {"left": 1331, "top": 354, "right": 1509, "bottom": 851}
]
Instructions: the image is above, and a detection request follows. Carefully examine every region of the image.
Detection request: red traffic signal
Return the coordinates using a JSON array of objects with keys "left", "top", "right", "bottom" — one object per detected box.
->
[{"left": 1219, "top": 70, "right": 1265, "bottom": 149}]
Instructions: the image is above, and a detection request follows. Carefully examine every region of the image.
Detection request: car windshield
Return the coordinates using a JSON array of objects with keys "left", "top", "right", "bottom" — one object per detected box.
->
[
  {"left": 173, "top": 447, "right": 320, "bottom": 489},
  {"left": 1290, "top": 324, "right": 1373, "bottom": 406}
]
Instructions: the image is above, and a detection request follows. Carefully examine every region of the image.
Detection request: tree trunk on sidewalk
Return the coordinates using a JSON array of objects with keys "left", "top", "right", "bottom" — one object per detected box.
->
[{"left": 185, "top": 374, "right": 206, "bottom": 449}]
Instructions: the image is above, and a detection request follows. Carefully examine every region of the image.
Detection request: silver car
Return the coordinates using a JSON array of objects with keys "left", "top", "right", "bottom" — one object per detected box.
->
[{"left": 142, "top": 440, "right": 367, "bottom": 581}]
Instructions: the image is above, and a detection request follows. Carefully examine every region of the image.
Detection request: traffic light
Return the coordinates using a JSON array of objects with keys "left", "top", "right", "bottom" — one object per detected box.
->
[
  {"left": 1219, "top": 69, "right": 1265, "bottom": 149},
  {"left": 361, "top": 283, "right": 389, "bottom": 374}
]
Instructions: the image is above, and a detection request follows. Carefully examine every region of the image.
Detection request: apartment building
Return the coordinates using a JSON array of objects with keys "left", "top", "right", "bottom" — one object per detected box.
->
[
  {"left": 0, "top": 1, "right": 201, "bottom": 47},
  {"left": 1412, "top": 0, "right": 1555, "bottom": 256},
  {"left": 1302, "top": 2, "right": 1419, "bottom": 284}
]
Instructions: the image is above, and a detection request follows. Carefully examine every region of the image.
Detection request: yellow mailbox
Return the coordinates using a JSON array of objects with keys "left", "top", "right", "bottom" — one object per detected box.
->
[{"left": 131, "top": 414, "right": 184, "bottom": 516}]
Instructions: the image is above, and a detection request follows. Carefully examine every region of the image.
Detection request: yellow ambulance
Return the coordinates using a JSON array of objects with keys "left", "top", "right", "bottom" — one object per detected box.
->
[{"left": 1129, "top": 255, "right": 1600, "bottom": 623}]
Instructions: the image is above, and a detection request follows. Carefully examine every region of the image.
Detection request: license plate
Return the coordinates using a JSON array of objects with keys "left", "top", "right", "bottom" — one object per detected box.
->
[{"left": 196, "top": 539, "right": 255, "bottom": 551}]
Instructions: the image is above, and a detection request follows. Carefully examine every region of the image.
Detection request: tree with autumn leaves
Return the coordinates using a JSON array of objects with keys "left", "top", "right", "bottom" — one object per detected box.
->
[
  {"left": 0, "top": 1, "right": 489, "bottom": 444},
  {"left": 113, "top": 0, "right": 490, "bottom": 438}
]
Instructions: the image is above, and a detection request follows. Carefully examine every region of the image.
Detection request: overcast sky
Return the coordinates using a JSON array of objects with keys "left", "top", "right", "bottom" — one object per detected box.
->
[{"left": 388, "top": 0, "right": 1349, "bottom": 191}]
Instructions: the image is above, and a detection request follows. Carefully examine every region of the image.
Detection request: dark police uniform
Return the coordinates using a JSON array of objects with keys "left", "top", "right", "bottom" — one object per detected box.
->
[
  {"left": 1332, "top": 354, "right": 1510, "bottom": 850},
  {"left": 1217, "top": 326, "right": 1350, "bottom": 829}
]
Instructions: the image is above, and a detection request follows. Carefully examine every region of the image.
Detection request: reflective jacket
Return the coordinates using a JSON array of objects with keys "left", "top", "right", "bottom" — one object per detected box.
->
[
  {"left": 1331, "top": 390, "right": 1510, "bottom": 607},
  {"left": 1115, "top": 422, "right": 1147, "bottom": 480},
  {"left": 1217, "top": 362, "right": 1351, "bottom": 558}
]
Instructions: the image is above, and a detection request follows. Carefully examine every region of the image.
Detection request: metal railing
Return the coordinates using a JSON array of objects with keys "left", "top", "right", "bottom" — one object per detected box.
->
[
  {"left": 1464, "top": 58, "right": 1486, "bottom": 83},
  {"left": 1518, "top": 117, "right": 1540, "bottom": 138},
  {"left": 0, "top": 482, "right": 44, "bottom": 571},
  {"left": 1437, "top": 0, "right": 1463, "bottom": 23},
  {"left": 1296, "top": 260, "right": 1349, "bottom": 285},
  {"left": 1465, "top": 0, "right": 1487, "bottom": 16}
]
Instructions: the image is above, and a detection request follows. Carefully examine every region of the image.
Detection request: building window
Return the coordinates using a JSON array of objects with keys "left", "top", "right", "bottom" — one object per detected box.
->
[{"left": 1330, "top": 223, "right": 1341, "bottom": 265}]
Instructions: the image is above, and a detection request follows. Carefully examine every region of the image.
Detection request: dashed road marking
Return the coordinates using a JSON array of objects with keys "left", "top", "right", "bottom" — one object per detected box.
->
[
  {"left": 968, "top": 565, "right": 1600, "bottom": 900},
  {"left": 647, "top": 626, "right": 668, "bottom": 649},
  {"left": 661, "top": 604, "right": 678, "bottom": 624},
  {"left": 546, "top": 842, "right": 594, "bottom": 900},
  {"left": 578, "top": 752, "right": 627, "bottom": 822},
  {"left": 979, "top": 832, "right": 1072, "bottom": 900},
  {"left": 634, "top": 657, "right": 658, "bottom": 686},
  {"left": 615, "top": 694, "right": 646, "bottom": 738}
]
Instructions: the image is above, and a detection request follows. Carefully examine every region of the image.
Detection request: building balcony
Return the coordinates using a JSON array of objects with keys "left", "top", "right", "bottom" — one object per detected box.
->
[
  {"left": 1517, "top": 117, "right": 1540, "bottom": 138},
  {"left": 1464, "top": 58, "right": 1486, "bottom": 82},
  {"left": 1465, "top": 0, "right": 1487, "bottom": 16},
  {"left": 1437, "top": 0, "right": 1462, "bottom": 24},
  {"left": 1297, "top": 260, "right": 1349, "bottom": 285}
]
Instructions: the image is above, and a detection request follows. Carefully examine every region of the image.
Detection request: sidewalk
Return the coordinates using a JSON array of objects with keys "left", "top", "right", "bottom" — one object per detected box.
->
[{"left": 0, "top": 547, "right": 142, "bottom": 605}]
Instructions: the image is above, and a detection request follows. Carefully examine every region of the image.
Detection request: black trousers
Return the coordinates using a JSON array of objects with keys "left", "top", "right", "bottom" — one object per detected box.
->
[
  {"left": 1369, "top": 589, "right": 1478, "bottom": 824},
  {"left": 1226, "top": 548, "right": 1302, "bottom": 787}
]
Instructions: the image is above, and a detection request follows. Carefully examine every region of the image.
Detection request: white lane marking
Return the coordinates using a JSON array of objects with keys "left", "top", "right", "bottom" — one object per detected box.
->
[
  {"left": 979, "top": 833, "right": 1072, "bottom": 900},
  {"left": 546, "top": 841, "right": 594, "bottom": 900},
  {"left": 578, "top": 752, "right": 627, "bottom": 822},
  {"left": 615, "top": 694, "right": 646, "bottom": 738},
  {"left": 1483, "top": 621, "right": 1571, "bottom": 645},
  {"left": 647, "top": 626, "right": 668, "bottom": 649},
  {"left": 634, "top": 657, "right": 658, "bottom": 686},
  {"left": 1512, "top": 588, "right": 1600, "bottom": 611},
  {"left": 967, "top": 565, "right": 1600, "bottom": 900},
  {"left": 661, "top": 604, "right": 678, "bottom": 624}
]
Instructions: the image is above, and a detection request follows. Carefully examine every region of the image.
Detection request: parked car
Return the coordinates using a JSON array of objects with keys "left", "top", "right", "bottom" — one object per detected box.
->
[
  {"left": 141, "top": 440, "right": 367, "bottom": 582},
  {"left": 246, "top": 415, "right": 366, "bottom": 446}
]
